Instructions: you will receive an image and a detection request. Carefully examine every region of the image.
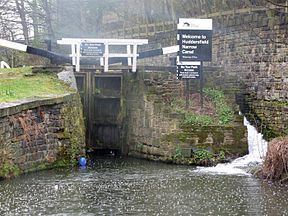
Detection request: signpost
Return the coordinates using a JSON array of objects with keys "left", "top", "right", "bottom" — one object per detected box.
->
[
  {"left": 177, "top": 61, "right": 202, "bottom": 79},
  {"left": 80, "top": 43, "right": 104, "bottom": 57},
  {"left": 57, "top": 38, "right": 148, "bottom": 72},
  {"left": 177, "top": 18, "right": 213, "bottom": 110}
]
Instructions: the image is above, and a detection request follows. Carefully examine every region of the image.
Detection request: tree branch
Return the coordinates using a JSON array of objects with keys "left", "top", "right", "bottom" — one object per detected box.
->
[{"left": 264, "top": 0, "right": 288, "bottom": 8}]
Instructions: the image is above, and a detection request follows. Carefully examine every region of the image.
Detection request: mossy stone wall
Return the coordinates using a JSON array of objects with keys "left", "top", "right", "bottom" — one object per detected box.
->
[
  {"left": 122, "top": 71, "right": 247, "bottom": 164},
  {"left": 137, "top": 7, "right": 288, "bottom": 141},
  {"left": 0, "top": 93, "right": 85, "bottom": 177}
]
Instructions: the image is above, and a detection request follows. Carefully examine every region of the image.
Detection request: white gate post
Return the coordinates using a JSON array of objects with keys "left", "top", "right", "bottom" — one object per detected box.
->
[
  {"left": 132, "top": 44, "right": 138, "bottom": 72},
  {"left": 127, "top": 45, "right": 132, "bottom": 66},
  {"left": 76, "top": 43, "right": 81, "bottom": 72},
  {"left": 104, "top": 42, "right": 109, "bottom": 72},
  {"left": 71, "top": 44, "right": 76, "bottom": 66},
  {"left": 0, "top": 61, "right": 10, "bottom": 68}
]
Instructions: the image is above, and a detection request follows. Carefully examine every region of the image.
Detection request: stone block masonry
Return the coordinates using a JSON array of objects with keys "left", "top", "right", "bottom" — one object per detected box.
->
[
  {"left": 135, "top": 6, "right": 288, "bottom": 140},
  {"left": 122, "top": 71, "right": 247, "bottom": 163},
  {"left": 0, "top": 93, "right": 85, "bottom": 175},
  {"left": 211, "top": 10, "right": 288, "bottom": 139}
]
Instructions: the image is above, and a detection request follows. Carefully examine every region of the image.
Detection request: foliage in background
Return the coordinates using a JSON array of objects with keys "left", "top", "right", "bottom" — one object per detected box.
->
[
  {"left": 0, "top": 0, "right": 285, "bottom": 66},
  {"left": 0, "top": 0, "right": 281, "bottom": 42}
]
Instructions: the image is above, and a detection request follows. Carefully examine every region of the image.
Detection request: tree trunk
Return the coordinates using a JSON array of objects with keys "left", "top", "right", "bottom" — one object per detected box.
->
[
  {"left": 15, "top": 0, "right": 29, "bottom": 44},
  {"left": 42, "top": 0, "right": 54, "bottom": 40},
  {"left": 31, "top": 0, "right": 40, "bottom": 41}
]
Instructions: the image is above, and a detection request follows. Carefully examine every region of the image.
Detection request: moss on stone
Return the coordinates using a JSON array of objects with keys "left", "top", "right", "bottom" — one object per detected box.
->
[
  {"left": 244, "top": 99, "right": 288, "bottom": 140},
  {"left": 59, "top": 93, "right": 86, "bottom": 164},
  {"left": 0, "top": 161, "right": 20, "bottom": 179}
]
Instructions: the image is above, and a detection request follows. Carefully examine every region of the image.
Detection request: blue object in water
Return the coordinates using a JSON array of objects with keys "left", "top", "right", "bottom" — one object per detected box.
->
[{"left": 78, "top": 157, "right": 87, "bottom": 167}]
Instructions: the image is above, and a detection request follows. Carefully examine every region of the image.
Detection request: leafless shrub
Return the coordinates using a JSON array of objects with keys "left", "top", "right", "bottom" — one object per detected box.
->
[{"left": 261, "top": 137, "right": 288, "bottom": 181}]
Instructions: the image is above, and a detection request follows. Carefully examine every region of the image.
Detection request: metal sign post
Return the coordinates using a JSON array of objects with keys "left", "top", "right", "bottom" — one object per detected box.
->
[
  {"left": 177, "top": 18, "right": 212, "bottom": 111},
  {"left": 200, "top": 62, "right": 204, "bottom": 110}
]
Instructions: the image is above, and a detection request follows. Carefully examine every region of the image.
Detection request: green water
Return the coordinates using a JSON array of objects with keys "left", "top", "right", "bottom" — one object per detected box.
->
[{"left": 0, "top": 157, "right": 288, "bottom": 216}]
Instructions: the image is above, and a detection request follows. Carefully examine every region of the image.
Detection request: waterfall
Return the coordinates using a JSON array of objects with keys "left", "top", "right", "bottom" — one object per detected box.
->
[{"left": 194, "top": 117, "right": 268, "bottom": 175}]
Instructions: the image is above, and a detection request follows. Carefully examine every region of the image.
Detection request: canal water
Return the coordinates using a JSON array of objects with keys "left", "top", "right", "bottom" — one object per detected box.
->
[
  {"left": 1, "top": 157, "right": 288, "bottom": 216},
  {"left": 1, "top": 118, "right": 287, "bottom": 216}
]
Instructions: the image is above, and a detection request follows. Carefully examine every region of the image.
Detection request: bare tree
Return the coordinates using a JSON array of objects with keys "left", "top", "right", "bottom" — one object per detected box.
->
[
  {"left": 41, "top": 0, "right": 54, "bottom": 40},
  {"left": 15, "top": 0, "right": 29, "bottom": 44}
]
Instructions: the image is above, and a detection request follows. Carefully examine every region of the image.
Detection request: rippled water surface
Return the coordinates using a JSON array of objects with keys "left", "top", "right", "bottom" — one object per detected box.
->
[{"left": 1, "top": 157, "right": 288, "bottom": 216}]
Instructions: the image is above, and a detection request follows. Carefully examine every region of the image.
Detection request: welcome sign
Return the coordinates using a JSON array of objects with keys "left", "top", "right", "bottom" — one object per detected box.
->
[{"left": 177, "top": 18, "right": 213, "bottom": 62}]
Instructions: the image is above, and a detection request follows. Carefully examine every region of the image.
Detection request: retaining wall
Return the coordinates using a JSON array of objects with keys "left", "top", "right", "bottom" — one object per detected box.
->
[
  {"left": 136, "top": 7, "right": 288, "bottom": 139},
  {"left": 122, "top": 71, "right": 247, "bottom": 163},
  {"left": 0, "top": 93, "right": 85, "bottom": 176}
]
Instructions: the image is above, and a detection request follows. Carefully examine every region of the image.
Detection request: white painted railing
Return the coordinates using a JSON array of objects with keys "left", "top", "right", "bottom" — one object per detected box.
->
[{"left": 57, "top": 38, "right": 148, "bottom": 72}]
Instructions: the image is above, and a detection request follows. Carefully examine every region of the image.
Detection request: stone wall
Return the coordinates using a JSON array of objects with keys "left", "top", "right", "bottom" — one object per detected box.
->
[
  {"left": 136, "top": 7, "right": 288, "bottom": 140},
  {"left": 0, "top": 93, "right": 85, "bottom": 176},
  {"left": 122, "top": 71, "right": 247, "bottom": 163},
  {"left": 211, "top": 10, "right": 288, "bottom": 139}
]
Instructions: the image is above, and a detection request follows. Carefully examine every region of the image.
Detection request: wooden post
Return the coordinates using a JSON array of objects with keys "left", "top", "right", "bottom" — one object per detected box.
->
[
  {"left": 104, "top": 43, "right": 109, "bottom": 72},
  {"left": 76, "top": 43, "right": 80, "bottom": 72},
  {"left": 71, "top": 44, "right": 76, "bottom": 65},
  {"left": 100, "top": 58, "right": 104, "bottom": 66},
  {"left": 132, "top": 44, "right": 138, "bottom": 72},
  {"left": 127, "top": 45, "right": 132, "bottom": 66}
]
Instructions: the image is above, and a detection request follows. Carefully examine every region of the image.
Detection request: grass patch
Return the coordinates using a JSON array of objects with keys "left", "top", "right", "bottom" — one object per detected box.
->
[{"left": 0, "top": 67, "right": 75, "bottom": 103}]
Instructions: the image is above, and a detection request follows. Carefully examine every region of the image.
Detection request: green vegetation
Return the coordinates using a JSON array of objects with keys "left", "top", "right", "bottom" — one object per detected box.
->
[
  {"left": 194, "top": 149, "right": 213, "bottom": 161},
  {"left": 0, "top": 67, "right": 75, "bottom": 103},
  {"left": 170, "top": 147, "right": 228, "bottom": 166},
  {"left": 183, "top": 114, "right": 213, "bottom": 126},
  {"left": 171, "top": 98, "right": 186, "bottom": 114},
  {"left": 173, "top": 146, "right": 183, "bottom": 159},
  {"left": 203, "top": 88, "right": 234, "bottom": 125},
  {"left": 136, "top": 143, "right": 144, "bottom": 151},
  {"left": 60, "top": 95, "right": 86, "bottom": 165},
  {"left": 218, "top": 150, "right": 226, "bottom": 160},
  {"left": 192, "top": 149, "right": 227, "bottom": 166},
  {"left": 0, "top": 148, "right": 20, "bottom": 178},
  {"left": 0, "top": 162, "right": 20, "bottom": 179},
  {"left": 173, "top": 88, "right": 234, "bottom": 127}
]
